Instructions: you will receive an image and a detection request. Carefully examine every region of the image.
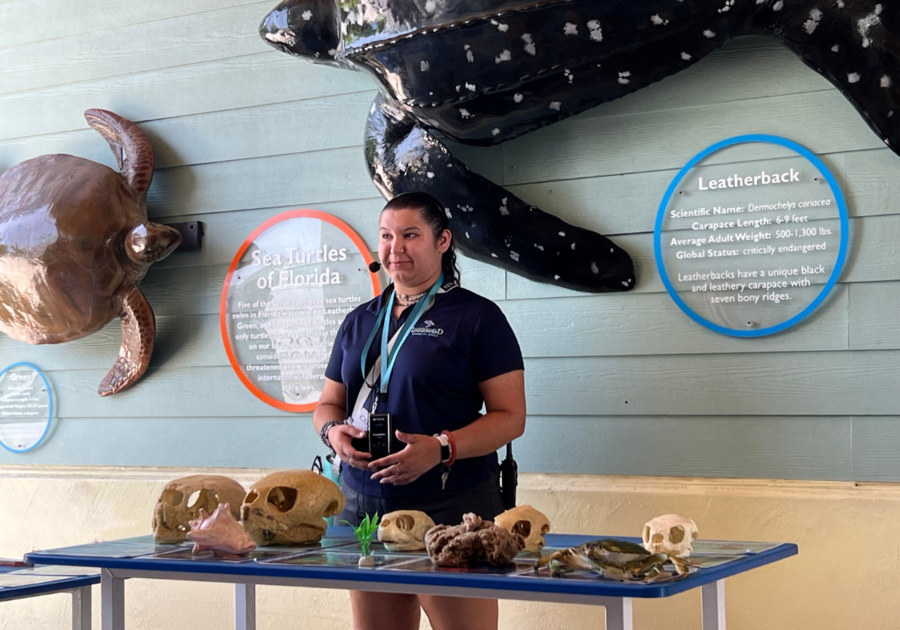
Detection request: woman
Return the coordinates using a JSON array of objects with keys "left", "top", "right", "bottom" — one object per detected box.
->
[{"left": 314, "top": 191, "right": 526, "bottom": 630}]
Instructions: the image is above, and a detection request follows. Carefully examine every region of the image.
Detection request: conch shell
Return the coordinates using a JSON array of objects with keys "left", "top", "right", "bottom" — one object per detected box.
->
[{"left": 186, "top": 503, "right": 256, "bottom": 554}]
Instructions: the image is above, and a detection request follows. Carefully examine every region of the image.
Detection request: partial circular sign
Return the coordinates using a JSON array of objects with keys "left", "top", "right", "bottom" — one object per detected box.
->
[
  {"left": 0, "top": 363, "right": 53, "bottom": 453},
  {"left": 221, "top": 210, "right": 380, "bottom": 412},
  {"left": 655, "top": 135, "right": 848, "bottom": 337}
]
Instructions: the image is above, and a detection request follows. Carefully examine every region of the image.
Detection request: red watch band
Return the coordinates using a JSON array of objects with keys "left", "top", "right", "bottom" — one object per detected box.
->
[{"left": 441, "top": 430, "right": 457, "bottom": 466}]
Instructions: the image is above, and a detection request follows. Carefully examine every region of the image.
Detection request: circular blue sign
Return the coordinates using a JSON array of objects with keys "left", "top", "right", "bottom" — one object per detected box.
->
[
  {"left": 654, "top": 135, "right": 849, "bottom": 337},
  {"left": 0, "top": 362, "right": 53, "bottom": 453}
]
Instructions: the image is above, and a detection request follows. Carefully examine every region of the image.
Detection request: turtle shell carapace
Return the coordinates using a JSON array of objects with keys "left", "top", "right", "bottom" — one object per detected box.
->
[{"left": 0, "top": 109, "right": 182, "bottom": 396}]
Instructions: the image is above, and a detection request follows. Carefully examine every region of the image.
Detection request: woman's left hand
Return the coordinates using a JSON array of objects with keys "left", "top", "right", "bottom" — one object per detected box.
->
[{"left": 369, "top": 431, "right": 441, "bottom": 485}]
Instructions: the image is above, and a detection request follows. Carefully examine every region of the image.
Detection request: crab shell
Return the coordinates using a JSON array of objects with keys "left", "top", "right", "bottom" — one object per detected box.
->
[{"left": 0, "top": 109, "right": 182, "bottom": 396}]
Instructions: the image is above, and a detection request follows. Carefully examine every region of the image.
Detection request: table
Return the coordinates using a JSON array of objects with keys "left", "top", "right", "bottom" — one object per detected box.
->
[
  {"left": 27, "top": 530, "right": 797, "bottom": 630},
  {"left": 0, "top": 564, "right": 98, "bottom": 629}
]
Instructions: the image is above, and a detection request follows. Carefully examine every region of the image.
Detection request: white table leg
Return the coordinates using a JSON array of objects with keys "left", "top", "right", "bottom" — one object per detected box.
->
[
  {"left": 702, "top": 580, "right": 726, "bottom": 630},
  {"left": 235, "top": 582, "right": 256, "bottom": 630},
  {"left": 101, "top": 568, "right": 125, "bottom": 630},
  {"left": 605, "top": 597, "right": 633, "bottom": 630},
  {"left": 71, "top": 585, "right": 91, "bottom": 630}
]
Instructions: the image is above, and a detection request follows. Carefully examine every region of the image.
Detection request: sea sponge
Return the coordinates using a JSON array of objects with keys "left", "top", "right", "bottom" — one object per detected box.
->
[{"left": 425, "top": 513, "right": 523, "bottom": 566}]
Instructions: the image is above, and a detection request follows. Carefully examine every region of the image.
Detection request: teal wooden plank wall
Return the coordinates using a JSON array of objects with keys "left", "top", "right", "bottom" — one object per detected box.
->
[{"left": 1, "top": 1, "right": 898, "bottom": 482}]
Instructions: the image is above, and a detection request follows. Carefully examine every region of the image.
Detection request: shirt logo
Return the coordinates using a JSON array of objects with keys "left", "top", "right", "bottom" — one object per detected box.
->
[{"left": 411, "top": 319, "right": 443, "bottom": 337}]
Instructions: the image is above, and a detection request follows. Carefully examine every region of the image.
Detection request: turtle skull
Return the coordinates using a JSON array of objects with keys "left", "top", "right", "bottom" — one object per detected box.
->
[
  {"left": 240, "top": 470, "right": 344, "bottom": 546},
  {"left": 377, "top": 510, "right": 435, "bottom": 552},
  {"left": 152, "top": 475, "right": 247, "bottom": 544},
  {"left": 642, "top": 514, "right": 699, "bottom": 558},
  {"left": 494, "top": 505, "right": 550, "bottom": 553}
]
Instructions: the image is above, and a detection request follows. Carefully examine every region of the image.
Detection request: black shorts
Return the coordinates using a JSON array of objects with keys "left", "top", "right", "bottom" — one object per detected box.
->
[{"left": 338, "top": 474, "right": 504, "bottom": 528}]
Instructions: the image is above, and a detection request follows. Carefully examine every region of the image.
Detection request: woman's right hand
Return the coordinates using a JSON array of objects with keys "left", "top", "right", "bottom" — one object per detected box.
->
[{"left": 329, "top": 424, "right": 373, "bottom": 469}]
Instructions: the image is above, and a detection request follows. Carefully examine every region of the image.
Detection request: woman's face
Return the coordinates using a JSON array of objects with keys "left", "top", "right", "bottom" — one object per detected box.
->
[{"left": 378, "top": 207, "right": 450, "bottom": 290}]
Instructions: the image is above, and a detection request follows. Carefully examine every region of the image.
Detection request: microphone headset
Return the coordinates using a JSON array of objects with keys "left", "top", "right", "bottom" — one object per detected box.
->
[{"left": 368, "top": 261, "right": 382, "bottom": 272}]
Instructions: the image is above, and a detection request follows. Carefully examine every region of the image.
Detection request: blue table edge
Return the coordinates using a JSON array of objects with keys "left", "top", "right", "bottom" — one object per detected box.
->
[
  {"left": 25, "top": 538, "right": 798, "bottom": 600},
  {"left": 0, "top": 574, "right": 99, "bottom": 601}
]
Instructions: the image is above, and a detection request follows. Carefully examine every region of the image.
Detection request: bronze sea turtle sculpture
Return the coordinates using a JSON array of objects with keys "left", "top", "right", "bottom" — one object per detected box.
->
[
  {"left": 260, "top": 0, "right": 899, "bottom": 292},
  {"left": 0, "top": 109, "right": 182, "bottom": 396}
]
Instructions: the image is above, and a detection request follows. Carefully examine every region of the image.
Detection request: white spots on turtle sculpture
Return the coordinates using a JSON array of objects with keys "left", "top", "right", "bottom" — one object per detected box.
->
[
  {"left": 563, "top": 22, "right": 578, "bottom": 36},
  {"left": 521, "top": 33, "right": 536, "bottom": 55},
  {"left": 496, "top": 49, "right": 512, "bottom": 64},
  {"left": 587, "top": 20, "right": 603, "bottom": 41},
  {"left": 804, "top": 8, "right": 822, "bottom": 35}
]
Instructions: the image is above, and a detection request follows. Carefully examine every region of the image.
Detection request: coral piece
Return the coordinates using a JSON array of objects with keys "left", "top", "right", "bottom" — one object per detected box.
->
[
  {"left": 378, "top": 510, "right": 435, "bottom": 552},
  {"left": 187, "top": 503, "right": 256, "bottom": 555},
  {"left": 241, "top": 470, "right": 345, "bottom": 546},
  {"left": 152, "top": 475, "right": 248, "bottom": 544},
  {"left": 261, "top": 0, "right": 900, "bottom": 293},
  {"left": 0, "top": 109, "right": 182, "bottom": 396},
  {"left": 425, "top": 513, "right": 523, "bottom": 567},
  {"left": 495, "top": 505, "right": 551, "bottom": 553},
  {"left": 642, "top": 514, "right": 699, "bottom": 558}
]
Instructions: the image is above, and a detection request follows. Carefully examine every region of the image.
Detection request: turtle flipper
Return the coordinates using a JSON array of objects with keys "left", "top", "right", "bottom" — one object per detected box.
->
[
  {"left": 84, "top": 109, "right": 154, "bottom": 197},
  {"left": 98, "top": 284, "right": 155, "bottom": 397},
  {"left": 752, "top": 2, "right": 900, "bottom": 153},
  {"left": 365, "top": 94, "right": 634, "bottom": 293}
]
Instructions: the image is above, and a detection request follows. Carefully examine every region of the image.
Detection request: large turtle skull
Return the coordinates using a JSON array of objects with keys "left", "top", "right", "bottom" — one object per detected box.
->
[
  {"left": 495, "top": 505, "right": 551, "bottom": 553},
  {"left": 377, "top": 510, "right": 435, "bottom": 552},
  {"left": 261, "top": 0, "right": 900, "bottom": 292},
  {"left": 152, "top": 475, "right": 247, "bottom": 544},
  {"left": 241, "top": 470, "right": 345, "bottom": 546}
]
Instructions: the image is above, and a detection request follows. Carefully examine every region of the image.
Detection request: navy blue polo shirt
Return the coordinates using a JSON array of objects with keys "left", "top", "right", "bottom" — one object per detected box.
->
[{"left": 325, "top": 284, "right": 523, "bottom": 498}]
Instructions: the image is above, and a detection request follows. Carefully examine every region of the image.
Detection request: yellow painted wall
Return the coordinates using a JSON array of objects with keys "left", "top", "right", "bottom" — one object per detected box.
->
[{"left": 1, "top": 466, "right": 895, "bottom": 630}]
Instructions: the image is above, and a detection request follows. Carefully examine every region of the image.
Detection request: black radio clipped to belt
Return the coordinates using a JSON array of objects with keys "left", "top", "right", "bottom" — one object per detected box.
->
[{"left": 499, "top": 442, "right": 518, "bottom": 510}]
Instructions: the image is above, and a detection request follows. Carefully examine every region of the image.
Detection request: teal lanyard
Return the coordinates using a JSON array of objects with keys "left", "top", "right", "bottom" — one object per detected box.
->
[{"left": 360, "top": 273, "right": 444, "bottom": 397}]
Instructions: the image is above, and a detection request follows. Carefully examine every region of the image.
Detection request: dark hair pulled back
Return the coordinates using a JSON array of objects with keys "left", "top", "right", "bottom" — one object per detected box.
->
[{"left": 382, "top": 192, "right": 460, "bottom": 283}]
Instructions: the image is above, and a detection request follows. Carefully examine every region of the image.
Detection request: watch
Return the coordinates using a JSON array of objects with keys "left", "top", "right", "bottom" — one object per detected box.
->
[{"left": 434, "top": 433, "right": 451, "bottom": 464}]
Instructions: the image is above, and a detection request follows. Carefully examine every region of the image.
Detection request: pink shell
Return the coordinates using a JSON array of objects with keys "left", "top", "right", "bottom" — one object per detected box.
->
[{"left": 186, "top": 503, "right": 256, "bottom": 555}]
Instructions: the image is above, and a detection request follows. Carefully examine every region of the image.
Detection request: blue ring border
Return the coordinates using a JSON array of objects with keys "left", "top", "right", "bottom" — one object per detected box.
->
[
  {"left": 0, "top": 362, "right": 53, "bottom": 454},
  {"left": 654, "top": 134, "right": 850, "bottom": 337}
]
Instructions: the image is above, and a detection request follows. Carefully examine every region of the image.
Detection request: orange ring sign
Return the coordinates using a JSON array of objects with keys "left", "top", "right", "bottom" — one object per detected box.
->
[{"left": 220, "top": 209, "right": 381, "bottom": 412}]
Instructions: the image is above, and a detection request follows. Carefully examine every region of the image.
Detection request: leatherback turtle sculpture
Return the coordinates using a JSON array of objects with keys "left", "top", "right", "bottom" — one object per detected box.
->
[
  {"left": 0, "top": 109, "right": 182, "bottom": 396},
  {"left": 260, "top": 0, "right": 899, "bottom": 292}
]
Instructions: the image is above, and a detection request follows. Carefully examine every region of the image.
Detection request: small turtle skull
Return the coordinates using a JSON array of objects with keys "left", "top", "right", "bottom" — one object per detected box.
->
[
  {"left": 494, "top": 505, "right": 550, "bottom": 553},
  {"left": 152, "top": 475, "right": 247, "bottom": 544},
  {"left": 241, "top": 470, "right": 344, "bottom": 546},
  {"left": 642, "top": 514, "right": 699, "bottom": 558},
  {"left": 377, "top": 510, "right": 435, "bottom": 552}
]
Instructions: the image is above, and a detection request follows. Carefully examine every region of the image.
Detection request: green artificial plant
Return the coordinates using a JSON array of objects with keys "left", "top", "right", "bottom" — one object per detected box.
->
[{"left": 344, "top": 512, "right": 380, "bottom": 556}]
